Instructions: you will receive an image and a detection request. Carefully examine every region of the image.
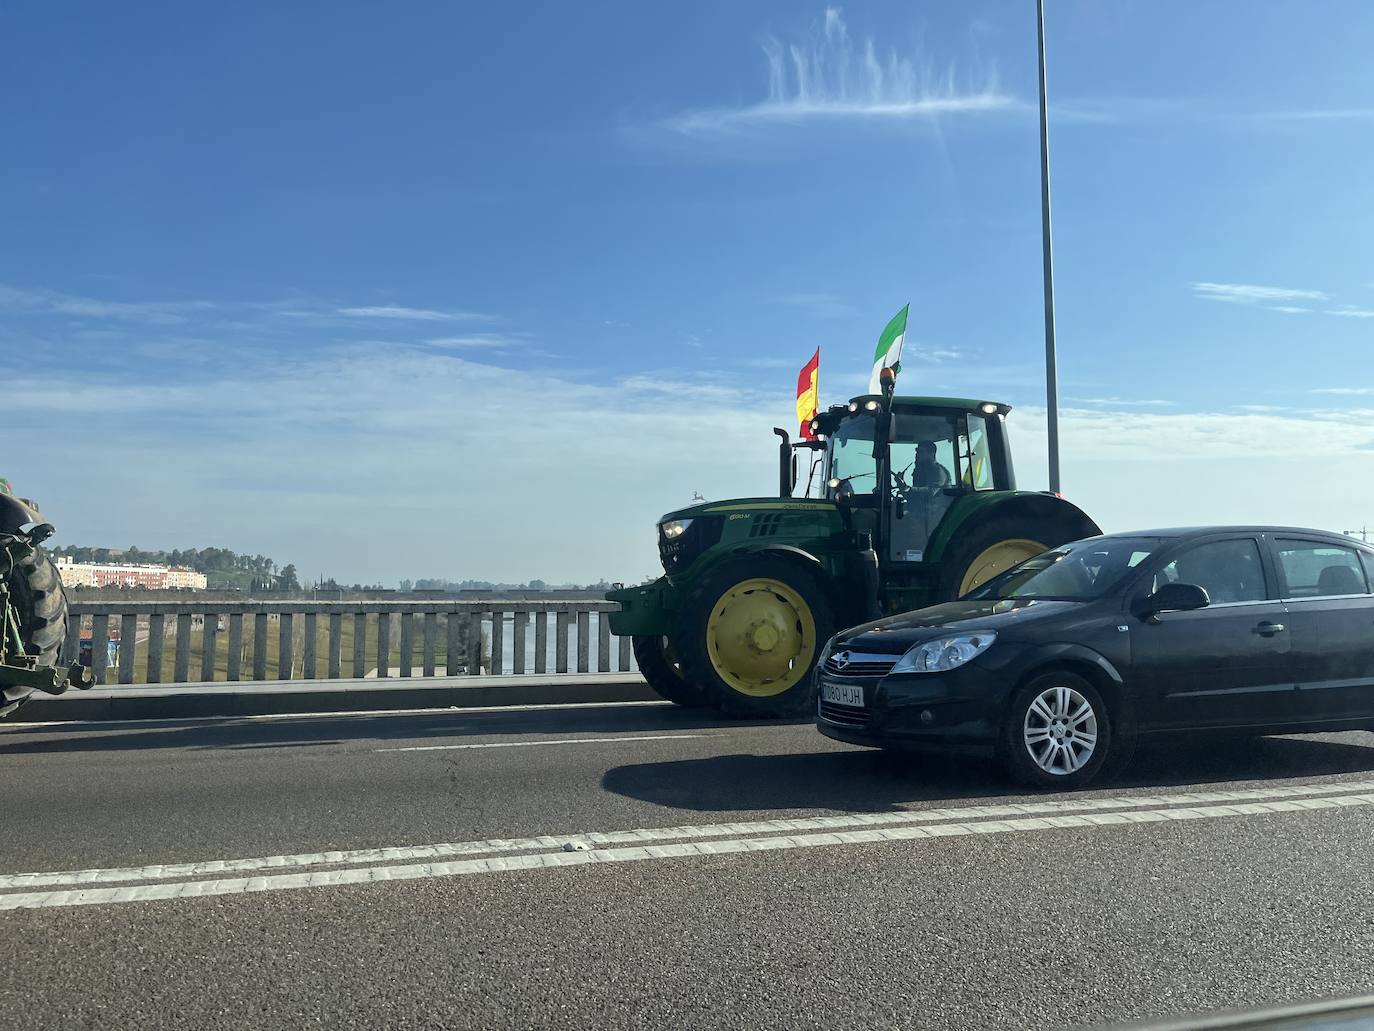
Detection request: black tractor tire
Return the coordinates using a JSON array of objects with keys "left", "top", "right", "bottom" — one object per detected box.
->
[
  {"left": 1001, "top": 670, "right": 1112, "bottom": 790},
  {"left": 674, "top": 554, "right": 835, "bottom": 720},
  {"left": 632, "top": 635, "right": 709, "bottom": 708},
  {"left": 936, "top": 511, "right": 1086, "bottom": 601},
  {"left": 8, "top": 546, "right": 68, "bottom": 665}
]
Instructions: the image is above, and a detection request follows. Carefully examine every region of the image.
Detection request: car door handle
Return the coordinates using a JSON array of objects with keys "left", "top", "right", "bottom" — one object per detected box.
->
[{"left": 1252, "top": 622, "right": 1286, "bottom": 636}]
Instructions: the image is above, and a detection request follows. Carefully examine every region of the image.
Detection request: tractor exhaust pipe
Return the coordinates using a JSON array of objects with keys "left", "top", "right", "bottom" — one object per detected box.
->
[{"left": 773, "top": 428, "right": 793, "bottom": 498}]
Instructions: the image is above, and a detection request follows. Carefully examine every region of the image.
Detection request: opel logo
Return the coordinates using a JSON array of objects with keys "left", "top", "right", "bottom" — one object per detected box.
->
[{"left": 833, "top": 650, "right": 851, "bottom": 670}]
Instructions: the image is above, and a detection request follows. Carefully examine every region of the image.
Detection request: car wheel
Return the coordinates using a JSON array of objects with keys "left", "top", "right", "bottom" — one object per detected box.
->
[{"left": 1003, "top": 671, "right": 1111, "bottom": 790}]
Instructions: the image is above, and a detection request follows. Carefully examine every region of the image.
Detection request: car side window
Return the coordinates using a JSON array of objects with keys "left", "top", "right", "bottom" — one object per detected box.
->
[
  {"left": 1275, "top": 539, "right": 1369, "bottom": 598},
  {"left": 1152, "top": 539, "right": 1267, "bottom": 604}
]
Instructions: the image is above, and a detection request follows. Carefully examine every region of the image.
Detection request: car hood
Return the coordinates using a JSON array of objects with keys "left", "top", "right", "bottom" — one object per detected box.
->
[{"left": 837, "top": 598, "right": 1087, "bottom": 654}]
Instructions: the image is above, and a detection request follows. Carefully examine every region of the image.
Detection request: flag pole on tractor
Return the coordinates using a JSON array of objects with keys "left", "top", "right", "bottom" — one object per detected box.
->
[
  {"left": 796, "top": 348, "right": 820, "bottom": 440},
  {"left": 869, "top": 304, "right": 908, "bottom": 394}
]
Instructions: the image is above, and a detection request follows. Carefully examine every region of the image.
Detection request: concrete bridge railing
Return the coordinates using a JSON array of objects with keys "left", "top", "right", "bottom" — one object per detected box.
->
[{"left": 62, "top": 599, "right": 635, "bottom": 687}]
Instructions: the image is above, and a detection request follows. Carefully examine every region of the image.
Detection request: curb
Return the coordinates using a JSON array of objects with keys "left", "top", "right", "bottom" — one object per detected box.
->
[{"left": 12, "top": 673, "right": 657, "bottom": 722}]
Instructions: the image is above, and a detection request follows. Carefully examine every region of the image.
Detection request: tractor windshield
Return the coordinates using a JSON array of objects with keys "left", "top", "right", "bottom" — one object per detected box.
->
[{"left": 825, "top": 414, "right": 878, "bottom": 496}]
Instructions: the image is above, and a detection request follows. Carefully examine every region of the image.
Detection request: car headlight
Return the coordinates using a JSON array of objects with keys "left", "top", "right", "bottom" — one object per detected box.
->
[
  {"left": 890, "top": 631, "right": 997, "bottom": 673},
  {"left": 660, "top": 519, "right": 693, "bottom": 540}
]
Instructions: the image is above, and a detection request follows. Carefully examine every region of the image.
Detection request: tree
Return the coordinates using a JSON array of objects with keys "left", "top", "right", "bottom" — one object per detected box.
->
[
  {"left": 399, "top": 579, "right": 414, "bottom": 592},
  {"left": 279, "top": 564, "right": 300, "bottom": 591}
]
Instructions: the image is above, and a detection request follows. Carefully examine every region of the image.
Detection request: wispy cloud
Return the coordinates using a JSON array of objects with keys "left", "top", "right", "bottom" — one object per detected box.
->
[
  {"left": 0, "top": 283, "right": 217, "bottom": 325},
  {"left": 336, "top": 304, "right": 491, "bottom": 322},
  {"left": 424, "top": 333, "right": 526, "bottom": 350},
  {"left": 1066, "top": 396, "right": 1175, "bottom": 408},
  {"left": 775, "top": 291, "right": 858, "bottom": 319},
  {"left": 1313, "top": 387, "right": 1374, "bottom": 396},
  {"left": 1269, "top": 306, "right": 1312, "bottom": 314},
  {"left": 907, "top": 347, "right": 962, "bottom": 364},
  {"left": 1191, "top": 282, "right": 1328, "bottom": 304},
  {"left": 662, "top": 8, "right": 1018, "bottom": 136},
  {"left": 1326, "top": 306, "right": 1374, "bottom": 319},
  {"left": 1253, "top": 108, "right": 1374, "bottom": 122}
]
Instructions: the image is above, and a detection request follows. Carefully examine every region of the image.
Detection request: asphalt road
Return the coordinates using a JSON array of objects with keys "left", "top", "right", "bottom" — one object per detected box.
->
[{"left": 4, "top": 700, "right": 1374, "bottom": 1030}]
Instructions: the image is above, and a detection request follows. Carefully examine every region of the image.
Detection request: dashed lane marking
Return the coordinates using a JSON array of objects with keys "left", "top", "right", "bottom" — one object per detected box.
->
[
  {"left": 4, "top": 791, "right": 1373, "bottom": 911},
  {"left": 5, "top": 776, "right": 1374, "bottom": 895},
  {"left": 373, "top": 733, "right": 717, "bottom": 753}
]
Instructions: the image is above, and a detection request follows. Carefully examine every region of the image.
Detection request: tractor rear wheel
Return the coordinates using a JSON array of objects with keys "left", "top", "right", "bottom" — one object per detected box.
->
[
  {"left": 8, "top": 546, "right": 67, "bottom": 665},
  {"left": 632, "top": 635, "right": 708, "bottom": 708},
  {"left": 937, "top": 512, "right": 1084, "bottom": 601},
  {"left": 674, "top": 555, "right": 834, "bottom": 720}
]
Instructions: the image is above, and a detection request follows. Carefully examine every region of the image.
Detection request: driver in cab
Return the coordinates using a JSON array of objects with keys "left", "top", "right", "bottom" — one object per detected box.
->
[{"left": 911, "top": 440, "right": 951, "bottom": 488}]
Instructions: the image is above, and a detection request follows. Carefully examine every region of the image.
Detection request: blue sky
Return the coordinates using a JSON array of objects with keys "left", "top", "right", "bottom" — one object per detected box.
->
[{"left": 5, "top": 1, "right": 1374, "bottom": 584}]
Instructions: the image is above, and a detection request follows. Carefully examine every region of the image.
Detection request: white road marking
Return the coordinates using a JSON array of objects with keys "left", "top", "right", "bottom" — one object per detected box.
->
[
  {"left": 0, "top": 699, "right": 671, "bottom": 731},
  {"left": 373, "top": 733, "right": 715, "bottom": 753},
  {"left": 5, "top": 791, "right": 1372, "bottom": 911},
  {"left": 6, "top": 776, "right": 1374, "bottom": 893}
]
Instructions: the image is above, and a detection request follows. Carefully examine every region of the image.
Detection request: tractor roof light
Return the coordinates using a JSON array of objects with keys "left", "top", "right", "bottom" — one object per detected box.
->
[
  {"left": 863, "top": 400, "right": 880, "bottom": 411},
  {"left": 847, "top": 402, "right": 859, "bottom": 413},
  {"left": 979, "top": 402, "right": 999, "bottom": 415}
]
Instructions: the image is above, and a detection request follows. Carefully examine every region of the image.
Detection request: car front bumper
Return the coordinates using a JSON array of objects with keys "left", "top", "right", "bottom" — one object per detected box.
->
[{"left": 814, "top": 651, "right": 1026, "bottom": 754}]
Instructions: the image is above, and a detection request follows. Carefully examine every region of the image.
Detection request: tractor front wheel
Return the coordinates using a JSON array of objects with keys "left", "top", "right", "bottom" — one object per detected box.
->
[
  {"left": 674, "top": 555, "right": 834, "bottom": 720},
  {"left": 632, "top": 635, "right": 708, "bottom": 708},
  {"left": 937, "top": 512, "right": 1083, "bottom": 601}
]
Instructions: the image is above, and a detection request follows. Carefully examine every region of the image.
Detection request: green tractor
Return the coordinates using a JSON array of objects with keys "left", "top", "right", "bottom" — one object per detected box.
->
[{"left": 606, "top": 377, "right": 1100, "bottom": 718}]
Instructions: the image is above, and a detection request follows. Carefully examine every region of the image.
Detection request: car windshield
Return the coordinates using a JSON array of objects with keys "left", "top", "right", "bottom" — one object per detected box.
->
[{"left": 968, "top": 536, "right": 1164, "bottom": 601}]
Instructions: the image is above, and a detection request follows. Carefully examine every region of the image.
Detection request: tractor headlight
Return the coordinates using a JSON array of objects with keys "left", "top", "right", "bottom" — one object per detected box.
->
[
  {"left": 890, "top": 631, "right": 997, "bottom": 674},
  {"left": 660, "top": 519, "right": 693, "bottom": 540}
]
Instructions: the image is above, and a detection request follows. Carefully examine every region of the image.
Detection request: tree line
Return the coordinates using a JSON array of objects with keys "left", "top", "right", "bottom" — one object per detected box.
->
[{"left": 51, "top": 545, "right": 300, "bottom": 591}]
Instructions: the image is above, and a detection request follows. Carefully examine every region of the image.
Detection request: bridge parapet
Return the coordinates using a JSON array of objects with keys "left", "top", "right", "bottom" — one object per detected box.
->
[{"left": 63, "top": 599, "right": 632, "bottom": 687}]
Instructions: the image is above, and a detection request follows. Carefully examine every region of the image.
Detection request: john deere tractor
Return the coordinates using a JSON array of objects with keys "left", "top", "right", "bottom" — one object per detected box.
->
[{"left": 606, "top": 377, "right": 1100, "bottom": 718}]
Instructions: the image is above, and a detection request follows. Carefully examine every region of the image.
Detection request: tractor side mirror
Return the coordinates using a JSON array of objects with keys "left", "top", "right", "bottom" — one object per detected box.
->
[{"left": 1141, "top": 582, "right": 1210, "bottom": 617}]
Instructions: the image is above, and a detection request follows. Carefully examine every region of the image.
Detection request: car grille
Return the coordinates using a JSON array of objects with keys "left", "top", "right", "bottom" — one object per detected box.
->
[
  {"left": 818, "top": 700, "right": 869, "bottom": 728},
  {"left": 821, "top": 653, "right": 898, "bottom": 678}
]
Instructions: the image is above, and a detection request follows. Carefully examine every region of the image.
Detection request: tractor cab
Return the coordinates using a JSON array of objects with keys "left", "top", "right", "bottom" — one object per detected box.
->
[{"left": 810, "top": 396, "right": 1015, "bottom": 569}]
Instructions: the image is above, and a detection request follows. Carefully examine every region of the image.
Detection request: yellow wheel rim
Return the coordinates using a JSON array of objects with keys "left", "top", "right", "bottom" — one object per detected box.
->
[
  {"left": 958, "top": 538, "right": 1046, "bottom": 596},
  {"left": 705, "top": 577, "right": 816, "bottom": 697}
]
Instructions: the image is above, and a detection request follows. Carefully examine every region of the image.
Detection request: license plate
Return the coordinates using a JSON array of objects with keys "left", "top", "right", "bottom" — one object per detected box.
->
[{"left": 821, "top": 680, "right": 864, "bottom": 708}]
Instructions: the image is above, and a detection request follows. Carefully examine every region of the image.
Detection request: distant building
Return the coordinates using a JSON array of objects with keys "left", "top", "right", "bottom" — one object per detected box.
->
[
  {"left": 55, "top": 556, "right": 207, "bottom": 590},
  {"left": 164, "top": 566, "right": 208, "bottom": 589}
]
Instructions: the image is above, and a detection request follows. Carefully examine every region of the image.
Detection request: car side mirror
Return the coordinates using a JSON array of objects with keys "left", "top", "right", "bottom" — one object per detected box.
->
[{"left": 1141, "top": 582, "right": 1210, "bottom": 617}]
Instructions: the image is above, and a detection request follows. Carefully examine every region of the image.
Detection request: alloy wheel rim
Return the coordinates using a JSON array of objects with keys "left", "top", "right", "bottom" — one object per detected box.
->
[{"left": 1022, "top": 684, "right": 1098, "bottom": 775}]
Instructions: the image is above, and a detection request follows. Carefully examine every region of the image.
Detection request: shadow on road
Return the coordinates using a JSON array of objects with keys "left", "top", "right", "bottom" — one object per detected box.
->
[
  {"left": 602, "top": 733, "right": 1374, "bottom": 813},
  {"left": 0, "top": 703, "right": 784, "bottom": 756}
]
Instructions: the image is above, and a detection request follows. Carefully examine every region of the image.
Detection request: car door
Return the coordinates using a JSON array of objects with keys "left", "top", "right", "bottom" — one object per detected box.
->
[
  {"left": 1270, "top": 535, "right": 1374, "bottom": 722},
  {"left": 1128, "top": 535, "right": 1297, "bottom": 731}
]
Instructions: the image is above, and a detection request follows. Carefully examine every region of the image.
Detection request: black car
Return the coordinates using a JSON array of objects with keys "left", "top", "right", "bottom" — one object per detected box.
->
[{"left": 816, "top": 526, "right": 1374, "bottom": 789}]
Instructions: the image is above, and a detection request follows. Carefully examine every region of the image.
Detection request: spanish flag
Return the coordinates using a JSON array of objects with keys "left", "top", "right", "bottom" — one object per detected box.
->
[{"left": 796, "top": 348, "right": 820, "bottom": 440}]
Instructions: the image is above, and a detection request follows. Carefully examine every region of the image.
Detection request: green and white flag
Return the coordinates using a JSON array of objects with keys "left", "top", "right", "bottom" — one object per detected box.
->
[{"left": 869, "top": 304, "right": 909, "bottom": 393}]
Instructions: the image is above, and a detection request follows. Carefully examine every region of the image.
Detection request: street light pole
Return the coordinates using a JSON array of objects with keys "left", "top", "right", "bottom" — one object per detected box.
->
[{"left": 1036, "top": 0, "right": 1061, "bottom": 493}]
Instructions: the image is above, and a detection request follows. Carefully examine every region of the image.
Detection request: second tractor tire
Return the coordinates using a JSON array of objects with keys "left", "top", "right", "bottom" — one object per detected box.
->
[
  {"left": 8, "top": 546, "right": 68, "bottom": 665},
  {"left": 936, "top": 511, "right": 1087, "bottom": 601},
  {"left": 673, "top": 554, "right": 834, "bottom": 720}
]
